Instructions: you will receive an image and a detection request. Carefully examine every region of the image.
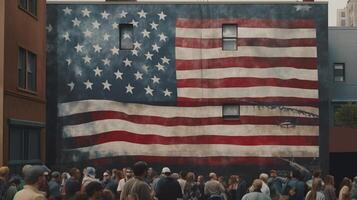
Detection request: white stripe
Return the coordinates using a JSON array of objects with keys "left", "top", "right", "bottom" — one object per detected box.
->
[
  {"left": 65, "top": 141, "right": 319, "bottom": 159},
  {"left": 178, "top": 87, "right": 318, "bottom": 99},
  {"left": 175, "top": 46, "right": 317, "bottom": 60},
  {"left": 176, "top": 67, "right": 317, "bottom": 81},
  {"left": 58, "top": 100, "right": 319, "bottom": 118},
  {"left": 176, "top": 27, "right": 316, "bottom": 39},
  {"left": 62, "top": 119, "right": 319, "bottom": 138}
]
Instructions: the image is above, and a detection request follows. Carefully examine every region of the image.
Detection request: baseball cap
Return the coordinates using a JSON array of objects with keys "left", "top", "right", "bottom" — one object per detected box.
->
[
  {"left": 86, "top": 166, "right": 96, "bottom": 178},
  {"left": 24, "top": 165, "right": 47, "bottom": 183},
  {"left": 161, "top": 167, "right": 171, "bottom": 174}
]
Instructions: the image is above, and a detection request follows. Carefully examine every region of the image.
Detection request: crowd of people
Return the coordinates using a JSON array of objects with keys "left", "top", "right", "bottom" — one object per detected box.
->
[{"left": 0, "top": 161, "right": 357, "bottom": 200}]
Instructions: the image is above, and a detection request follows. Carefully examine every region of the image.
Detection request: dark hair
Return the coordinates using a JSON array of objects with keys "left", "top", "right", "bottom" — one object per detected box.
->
[
  {"left": 102, "top": 189, "right": 115, "bottom": 200},
  {"left": 133, "top": 161, "right": 148, "bottom": 176},
  {"left": 313, "top": 169, "right": 322, "bottom": 178},
  {"left": 85, "top": 181, "right": 103, "bottom": 197},
  {"left": 324, "top": 175, "right": 335, "bottom": 186},
  {"left": 179, "top": 171, "right": 188, "bottom": 179},
  {"left": 74, "top": 192, "right": 89, "bottom": 200},
  {"left": 339, "top": 177, "right": 352, "bottom": 192},
  {"left": 69, "top": 168, "right": 80, "bottom": 177},
  {"left": 292, "top": 170, "right": 301, "bottom": 180},
  {"left": 306, "top": 178, "right": 323, "bottom": 200}
]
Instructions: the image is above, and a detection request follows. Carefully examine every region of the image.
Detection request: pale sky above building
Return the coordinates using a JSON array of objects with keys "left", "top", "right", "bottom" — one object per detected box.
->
[{"left": 46, "top": 0, "right": 349, "bottom": 26}]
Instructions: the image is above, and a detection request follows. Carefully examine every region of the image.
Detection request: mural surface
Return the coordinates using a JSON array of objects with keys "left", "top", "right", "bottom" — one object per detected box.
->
[{"left": 46, "top": 3, "right": 327, "bottom": 172}]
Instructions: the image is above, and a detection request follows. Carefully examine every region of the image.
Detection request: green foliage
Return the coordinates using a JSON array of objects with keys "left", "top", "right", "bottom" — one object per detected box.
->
[{"left": 335, "top": 103, "right": 357, "bottom": 128}]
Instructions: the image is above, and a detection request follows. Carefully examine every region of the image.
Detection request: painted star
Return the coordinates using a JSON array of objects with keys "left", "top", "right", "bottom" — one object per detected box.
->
[
  {"left": 131, "top": 49, "right": 139, "bottom": 56},
  {"left": 75, "top": 69, "right": 82, "bottom": 76},
  {"left": 134, "top": 71, "right": 143, "bottom": 80},
  {"left": 155, "top": 62, "right": 165, "bottom": 71},
  {"left": 138, "top": 9, "right": 147, "bottom": 18},
  {"left": 72, "top": 18, "right": 81, "bottom": 27},
  {"left": 158, "top": 11, "right": 167, "bottom": 21},
  {"left": 123, "top": 58, "right": 132, "bottom": 67},
  {"left": 65, "top": 58, "right": 72, "bottom": 66},
  {"left": 112, "top": 22, "right": 119, "bottom": 29},
  {"left": 83, "top": 29, "right": 92, "bottom": 38},
  {"left": 63, "top": 7, "right": 72, "bottom": 15},
  {"left": 141, "top": 29, "right": 150, "bottom": 38},
  {"left": 145, "top": 85, "right": 154, "bottom": 96},
  {"left": 62, "top": 32, "right": 70, "bottom": 41},
  {"left": 67, "top": 82, "right": 75, "bottom": 91},
  {"left": 163, "top": 88, "right": 172, "bottom": 97},
  {"left": 83, "top": 80, "right": 93, "bottom": 90},
  {"left": 294, "top": 5, "right": 311, "bottom": 12},
  {"left": 159, "top": 32, "right": 168, "bottom": 42},
  {"left": 119, "top": 10, "right": 128, "bottom": 18},
  {"left": 161, "top": 56, "right": 170, "bottom": 64},
  {"left": 93, "top": 44, "right": 102, "bottom": 53},
  {"left": 133, "top": 41, "right": 142, "bottom": 49},
  {"left": 103, "top": 33, "right": 110, "bottom": 41},
  {"left": 81, "top": 8, "right": 91, "bottom": 17},
  {"left": 82, "top": 55, "right": 91, "bottom": 64},
  {"left": 46, "top": 24, "right": 53, "bottom": 32},
  {"left": 150, "top": 21, "right": 159, "bottom": 30},
  {"left": 130, "top": 19, "right": 139, "bottom": 27},
  {"left": 102, "top": 80, "right": 112, "bottom": 91},
  {"left": 102, "top": 58, "right": 110, "bottom": 66},
  {"left": 101, "top": 11, "right": 110, "bottom": 19},
  {"left": 92, "top": 20, "right": 101, "bottom": 29},
  {"left": 151, "top": 75, "right": 160, "bottom": 84},
  {"left": 93, "top": 67, "right": 103, "bottom": 77},
  {"left": 114, "top": 70, "right": 123, "bottom": 80},
  {"left": 144, "top": 52, "right": 154, "bottom": 60},
  {"left": 142, "top": 64, "right": 149, "bottom": 72},
  {"left": 152, "top": 43, "right": 160, "bottom": 52},
  {"left": 74, "top": 43, "right": 84, "bottom": 53},
  {"left": 126, "top": 84, "right": 134, "bottom": 94},
  {"left": 123, "top": 33, "right": 131, "bottom": 39},
  {"left": 110, "top": 46, "right": 119, "bottom": 55}
]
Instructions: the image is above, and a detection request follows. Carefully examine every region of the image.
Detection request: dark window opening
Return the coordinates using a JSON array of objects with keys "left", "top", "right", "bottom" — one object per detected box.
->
[
  {"left": 18, "top": 47, "right": 37, "bottom": 91},
  {"left": 19, "top": 0, "right": 37, "bottom": 16},
  {"left": 222, "top": 105, "right": 240, "bottom": 119},
  {"left": 334, "top": 63, "right": 345, "bottom": 82},
  {"left": 9, "top": 126, "right": 41, "bottom": 162},
  {"left": 222, "top": 24, "right": 237, "bottom": 51}
]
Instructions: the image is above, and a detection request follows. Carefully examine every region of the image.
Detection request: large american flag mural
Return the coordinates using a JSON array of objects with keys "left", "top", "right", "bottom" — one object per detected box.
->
[{"left": 46, "top": 3, "right": 328, "bottom": 169}]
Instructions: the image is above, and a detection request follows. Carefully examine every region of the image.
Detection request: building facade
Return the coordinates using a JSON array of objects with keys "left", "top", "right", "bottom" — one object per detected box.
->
[
  {"left": 0, "top": 0, "right": 46, "bottom": 170},
  {"left": 328, "top": 27, "right": 357, "bottom": 182},
  {"left": 337, "top": 8, "right": 348, "bottom": 27},
  {"left": 337, "top": 0, "right": 357, "bottom": 27}
]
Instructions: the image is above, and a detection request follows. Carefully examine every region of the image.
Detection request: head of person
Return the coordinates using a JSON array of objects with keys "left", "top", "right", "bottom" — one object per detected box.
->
[
  {"left": 252, "top": 179, "right": 263, "bottom": 192},
  {"left": 312, "top": 169, "right": 322, "bottom": 178},
  {"left": 8, "top": 175, "right": 21, "bottom": 187},
  {"left": 103, "top": 171, "right": 110, "bottom": 181},
  {"left": 102, "top": 189, "right": 115, "bottom": 200},
  {"left": 270, "top": 170, "right": 277, "bottom": 178},
  {"left": 125, "top": 168, "right": 134, "bottom": 179},
  {"left": 198, "top": 175, "right": 205, "bottom": 184},
  {"left": 51, "top": 171, "right": 61, "bottom": 183},
  {"left": 161, "top": 167, "right": 171, "bottom": 177},
  {"left": 85, "top": 181, "right": 104, "bottom": 199},
  {"left": 259, "top": 173, "right": 269, "bottom": 183},
  {"left": 340, "top": 177, "right": 352, "bottom": 191},
  {"left": 186, "top": 172, "right": 195, "bottom": 183},
  {"left": 147, "top": 167, "right": 153, "bottom": 177},
  {"left": 24, "top": 165, "right": 48, "bottom": 189},
  {"left": 306, "top": 178, "right": 323, "bottom": 200},
  {"left": 70, "top": 167, "right": 81, "bottom": 180},
  {"left": 291, "top": 170, "right": 302, "bottom": 180},
  {"left": 324, "top": 175, "right": 335, "bottom": 186},
  {"left": 0, "top": 166, "right": 10, "bottom": 179},
  {"left": 218, "top": 176, "right": 225, "bottom": 184},
  {"left": 133, "top": 161, "right": 148, "bottom": 177},
  {"left": 228, "top": 175, "right": 238, "bottom": 185},
  {"left": 116, "top": 169, "right": 124, "bottom": 180},
  {"left": 86, "top": 166, "right": 96, "bottom": 179},
  {"left": 179, "top": 171, "right": 187, "bottom": 180},
  {"left": 111, "top": 169, "right": 117, "bottom": 178},
  {"left": 209, "top": 172, "right": 217, "bottom": 180}
]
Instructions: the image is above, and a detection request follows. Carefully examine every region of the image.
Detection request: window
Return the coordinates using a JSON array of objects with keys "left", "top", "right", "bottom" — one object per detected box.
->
[
  {"left": 341, "top": 12, "right": 346, "bottom": 17},
  {"left": 222, "top": 24, "right": 237, "bottom": 51},
  {"left": 9, "top": 125, "right": 41, "bottom": 163},
  {"left": 333, "top": 63, "right": 345, "bottom": 82},
  {"left": 222, "top": 105, "right": 240, "bottom": 119},
  {"left": 120, "top": 24, "right": 133, "bottom": 50},
  {"left": 341, "top": 20, "right": 346, "bottom": 26},
  {"left": 18, "top": 47, "right": 37, "bottom": 91},
  {"left": 19, "top": 0, "right": 37, "bottom": 16}
]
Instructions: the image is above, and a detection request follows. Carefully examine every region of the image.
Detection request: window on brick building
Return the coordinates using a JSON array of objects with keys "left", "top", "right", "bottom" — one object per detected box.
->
[{"left": 18, "top": 47, "right": 37, "bottom": 91}]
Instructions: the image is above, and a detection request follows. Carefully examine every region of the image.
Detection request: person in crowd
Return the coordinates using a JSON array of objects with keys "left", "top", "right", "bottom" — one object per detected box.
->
[
  {"left": 178, "top": 171, "right": 188, "bottom": 195},
  {"left": 197, "top": 175, "right": 205, "bottom": 200},
  {"left": 183, "top": 172, "right": 201, "bottom": 200},
  {"left": 237, "top": 175, "right": 248, "bottom": 200},
  {"left": 65, "top": 167, "right": 82, "bottom": 199},
  {"left": 103, "top": 189, "right": 115, "bottom": 200},
  {"left": 242, "top": 179, "right": 271, "bottom": 200},
  {"left": 73, "top": 192, "right": 89, "bottom": 200},
  {"left": 111, "top": 169, "right": 117, "bottom": 181},
  {"left": 204, "top": 172, "right": 225, "bottom": 200},
  {"left": 0, "top": 166, "right": 10, "bottom": 198},
  {"left": 81, "top": 166, "right": 97, "bottom": 192},
  {"left": 351, "top": 176, "right": 357, "bottom": 200},
  {"left": 155, "top": 167, "right": 183, "bottom": 200},
  {"left": 145, "top": 167, "right": 155, "bottom": 186},
  {"left": 268, "top": 170, "right": 285, "bottom": 200},
  {"left": 48, "top": 171, "right": 62, "bottom": 200},
  {"left": 120, "top": 161, "right": 152, "bottom": 200},
  {"left": 60, "top": 172, "right": 70, "bottom": 196},
  {"left": 117, "top": 167, "right": 134, "bottom": 197},
  {"left": 338, "top": 177, "right": 352, "bottom": 200},
  {"left": 85, "top": 181, "right": 104, "bottom": 200},
  {"left": 282, "top": 170, "right": 305, "bottom": 200},
  {"left": 260, "top": 173, "right": 271, "bottom": 197},
  {"left": 305, "top": 178, "right": 325, "bottom": 200},
  {"left": 323, "top": 175, "right": 337, "bottom": 200},
  {"left": 102, "top": 170, "right": 117, "bottom": 196},
  {"left": 13, "top": 165, "right": 48, "bottom": 200},
  {"left": 3, "top": 175, "right": 21, "bottom": 200},
  {"left": 218, "top": 176, "right": 227, "bottom": 189},
  {"left": 306, "top": 170, "right": 324, "bottom": 190},
  {"left": 227, "top": 175, "right": 238, "bottom": 200}
]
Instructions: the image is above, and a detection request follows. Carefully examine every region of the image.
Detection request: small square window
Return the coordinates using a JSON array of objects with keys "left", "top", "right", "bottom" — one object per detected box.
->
[
  {"left": 223, "top": 105, "right": 240, "bottom": 119},
  {"left": 120, "top": 24, "right": 133, "bottom": 50},
  {"left": 222, "top": 24, "right": 237, "bottom": 51},
  {"left": 334, "top": 63, "right": 345, "bottom": 82},
  {"left": 19, "top": 0, "right": 37, "bottom": 16}
]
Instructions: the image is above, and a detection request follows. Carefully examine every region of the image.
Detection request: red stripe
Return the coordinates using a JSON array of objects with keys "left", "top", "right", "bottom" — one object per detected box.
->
[
  {"left": 176, "top": 38, "right": 317, "bottom": 48},
  {"left": 65, "top": 132, "right": 318, "bottom": 148},
  {"left": 176, "top": 57, "right": 317, "bottom": 70},
  {"left": 177, "top": 78, "right": 318, "bottom": 90},
  {"left": 61, "top": 111, "right": 318, "bottom": 126},
  {"left": 176, "top": 18, "right": 316, "bottom": 28},
  {"left": 177, "top": 97, "right": 319, "bottom": 107}
]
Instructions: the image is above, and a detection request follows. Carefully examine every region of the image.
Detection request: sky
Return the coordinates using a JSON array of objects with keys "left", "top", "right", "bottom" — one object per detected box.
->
[{"left": 46, "top": 0, "right": 349, "bottom": 26}]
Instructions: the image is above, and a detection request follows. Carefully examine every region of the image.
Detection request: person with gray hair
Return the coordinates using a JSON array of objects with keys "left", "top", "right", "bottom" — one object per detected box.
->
[
  {"left": 13, "top": 165, "right": 48, "bottom": 200},
  {"left": 260, "top": 173, "right": 271, "bottom": 197},
  {"left": 204, "top": 172, "right": 225, "bottom": 199},
  {"left": 242, "top": 179, "right": 271, "bottom": 200},
  {"left": 351, "top": 176, "right": 357, "bottom": 200}
]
